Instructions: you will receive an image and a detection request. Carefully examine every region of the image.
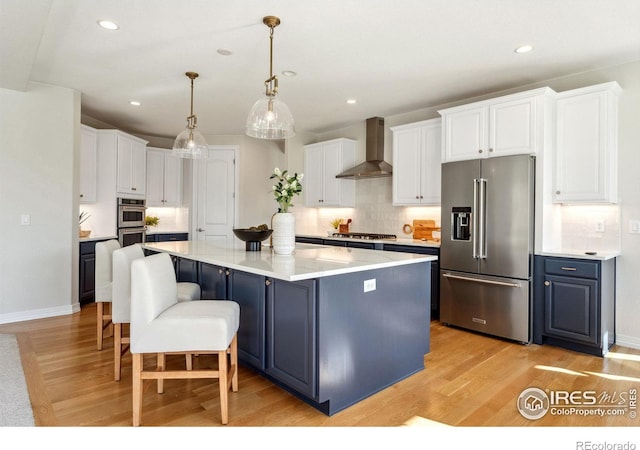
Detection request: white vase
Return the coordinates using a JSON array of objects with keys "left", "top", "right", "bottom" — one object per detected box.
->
[{"left": 272, "top": 212, "right": 295, "bottom": 255}]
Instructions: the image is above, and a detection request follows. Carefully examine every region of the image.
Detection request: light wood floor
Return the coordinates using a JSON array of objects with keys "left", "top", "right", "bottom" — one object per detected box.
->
[{"left": 1, "top": 302, "right": 639, "bottom": 427}]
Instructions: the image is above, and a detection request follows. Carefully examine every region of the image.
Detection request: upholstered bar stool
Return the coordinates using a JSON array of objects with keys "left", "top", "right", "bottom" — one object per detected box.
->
[
  {"left": 95, "top": 240, "right": 120, "bottom": 350},
  {"left": 112, "top": 244, "right": 201, "bottom": 381},
  {"left": 130, "top": 252, "right": 239, "bottom": 426}
]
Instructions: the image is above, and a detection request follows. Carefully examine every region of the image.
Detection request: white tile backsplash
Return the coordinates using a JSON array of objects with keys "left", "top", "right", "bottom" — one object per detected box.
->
[
  {"left": 145, "top": 207, "right": 189, "bottom": 233},
  {"left": 294, "top": 177, "right": 441, "bottom": 237},
  {"left": 559, "top": 204, "right": 621, "bottom": 252}
]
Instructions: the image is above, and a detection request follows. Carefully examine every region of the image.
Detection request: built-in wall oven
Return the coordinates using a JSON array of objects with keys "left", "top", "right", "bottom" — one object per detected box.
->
[{"left": 117, "top": 198, "right": 146, "bottom": 246}]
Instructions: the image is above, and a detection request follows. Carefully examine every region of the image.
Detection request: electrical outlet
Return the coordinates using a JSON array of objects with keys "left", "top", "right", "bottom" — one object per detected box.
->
[
  {"left": 630, "top": 220, "right": 640, "bottom": 234},
  {"left": 20, "top": 214, "right": 31, "bottom": 225},
  {"left": 595, "top": 221, "right": 605, "bottom": 232},
  {"left": 364, "top": 279, "right": 376, "bottom": 292}
]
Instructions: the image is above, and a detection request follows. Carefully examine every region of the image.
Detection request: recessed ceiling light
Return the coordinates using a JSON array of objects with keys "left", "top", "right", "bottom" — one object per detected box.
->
[
  {"left": 514, "top": 45, "right": 533, "bottom": 54},
  {"left": 217, "top": 48, "right": 233, "bottom": 56},
  {"left": 97, "top": 20, "right": 119, "bottom": 30},
  {"left": 129, "top": 101, "right": 141, "bottom": 106},
  {"left": 346, "top": 99, "right": 357, "bottom": 105},
  {"left": 282, "top": 70, "right": 297, "bottom": 77}
]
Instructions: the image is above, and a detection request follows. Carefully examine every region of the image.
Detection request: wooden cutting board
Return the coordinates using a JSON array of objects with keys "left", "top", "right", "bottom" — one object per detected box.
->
[{"left": 412, "top": 219, "right": 439, "bottom": 240}]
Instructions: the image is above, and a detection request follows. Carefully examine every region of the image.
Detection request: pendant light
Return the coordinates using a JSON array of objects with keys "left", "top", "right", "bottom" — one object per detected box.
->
[
  {"left": 173, "top": 72, "right": 208, "bottom": 159},
  {"left": 245, "top": 16, "right": 295, "bottom": 140}
]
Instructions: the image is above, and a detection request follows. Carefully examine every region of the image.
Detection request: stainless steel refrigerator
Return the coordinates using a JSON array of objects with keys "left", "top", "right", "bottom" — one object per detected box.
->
[{"left": 440, "top": 154, "right": 535, "bottom": 343}]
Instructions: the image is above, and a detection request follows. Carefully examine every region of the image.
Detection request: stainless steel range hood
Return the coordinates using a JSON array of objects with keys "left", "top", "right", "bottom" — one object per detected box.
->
[{"left": 336, "top": 117, "right": 392, "bottom": 179}]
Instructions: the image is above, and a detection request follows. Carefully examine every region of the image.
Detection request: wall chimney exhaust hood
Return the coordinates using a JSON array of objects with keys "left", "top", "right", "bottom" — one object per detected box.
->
[{"left": 336, "top": 117, "right": 392, "bottom": 179}]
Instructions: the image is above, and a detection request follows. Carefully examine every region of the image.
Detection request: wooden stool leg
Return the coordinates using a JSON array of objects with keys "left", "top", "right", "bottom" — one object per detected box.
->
[
  {"left": 132, "top": 353, "right": 143, "bottom": 426},
  {"left": 231, "top": 335, "right": 238, "bottom": 392},
  {"left": 97, "top": 302, "right": 104, "bottom": 350},
  {"left": 157, "top": 353, "right": 165, "bottom": 394},
  {"left": 218, "top": 350, "right": 229, "bottom": 425},
  {"left": 114, "top": 323, "right": 122, "bottom": 381}
]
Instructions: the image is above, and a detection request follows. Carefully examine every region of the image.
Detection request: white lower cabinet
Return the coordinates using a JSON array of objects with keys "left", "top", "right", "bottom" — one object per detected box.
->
[
  {"left": 146, "top": 147, "right": 183, "bottom": 207},
  {"left": 303, "top": 138, "right": 355, "bottom": 207},
  {"left": 553, "top": 82, "right": 621, "bottom": 204},
  {"left": 79, "top": 125, "right": 97, "bottom": 203},
  {"left": 391, "top": 118, "right": 441, "bottom": 205}
]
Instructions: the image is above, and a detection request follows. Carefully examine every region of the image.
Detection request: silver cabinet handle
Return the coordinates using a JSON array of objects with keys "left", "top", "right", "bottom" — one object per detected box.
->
[
  {"left": 265, "top": 279, "right": 272, "bottom": 286},
  {"left": 218, "top": 268, "right": 224, "bottom": 275},
  {"left": 197, "top": 228, "right": 205, "bottom": 232},
  {"left": 544, "top": 281, "right": 550, "bottom": 286},
  {"left": 478, "top": 149, "right": 483, "bottom": 153},
  {"left": 556, "top": 190, "right": 561, "bottom": 195},
  {"left": 561, "top": 267, "right": 577, "bottom": 271},
  {"left": 132, "top": 187, "right": 136, "bottom": 191},
  {"left": 489, "top": 148, "right": 493, "bottom": 152}
]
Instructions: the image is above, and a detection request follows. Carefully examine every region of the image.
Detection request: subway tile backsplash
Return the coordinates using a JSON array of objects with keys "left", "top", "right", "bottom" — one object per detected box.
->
[{"left": 295, "top": 177, "right": 441, "bottom": 237}]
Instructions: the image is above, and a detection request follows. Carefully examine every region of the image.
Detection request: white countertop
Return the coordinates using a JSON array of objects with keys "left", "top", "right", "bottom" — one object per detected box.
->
[
  {"left": 296, "top": 234, "right": 441, "bottom": 248},
  {"left": 79, "top": 235, "right": 117, "bottom": 243},
  {"left": 538, "top": 249, "right": 620, "bottom": 261},
  {"left": 143, "top": 240, "right": 437, "bottom": 282}
]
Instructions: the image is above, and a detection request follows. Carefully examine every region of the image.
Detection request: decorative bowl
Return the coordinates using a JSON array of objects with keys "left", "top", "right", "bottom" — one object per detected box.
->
[{"left": 233, "top": 228, "right": 273, "bottom": 251}]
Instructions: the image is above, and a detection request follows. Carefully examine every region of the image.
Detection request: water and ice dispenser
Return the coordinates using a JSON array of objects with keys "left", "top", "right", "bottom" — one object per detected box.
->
[{"left": 451, "top": 207, "right": 472, "bottom": 241}]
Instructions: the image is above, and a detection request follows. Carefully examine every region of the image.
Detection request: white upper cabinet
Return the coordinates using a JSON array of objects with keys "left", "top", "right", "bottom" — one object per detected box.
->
[
  {"left": 439, "top": 87, "right": 556, "bottom": 162},
  {"left": 553, "top": 82, "right": 622, "bottom": 204},
  {"left": 391, "top": 118, "right": 441, "bottom": 205},
  {"left": 79, "top": 125, "right": 97, "bottom": 203},
  {"left": 304, "top": 138, "right": 356, "bottom": 207},
  {"left": 146, "top": 147, "right": 183, "bottom": 207},
  {"left": 116, "top": 133, "right": 147, "bottom": 196},
  {"left": 97, "top": 130, "right": 148, "bottom": 200}
]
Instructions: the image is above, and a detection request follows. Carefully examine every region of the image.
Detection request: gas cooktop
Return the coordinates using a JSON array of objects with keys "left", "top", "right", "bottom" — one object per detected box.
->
[{"left": 330, "top": 232, "right": 397, "bottom": 240}]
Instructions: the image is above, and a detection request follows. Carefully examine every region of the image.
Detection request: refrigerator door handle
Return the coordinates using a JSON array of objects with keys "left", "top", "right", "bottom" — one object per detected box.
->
[
  {"left": 478, "top": 178, "right": 487, "bottom": 259},
  {"left": 442, "top": 272, "right": 521, "bottom": 288},
  {"left": 472, "top": 178, "right": 479, "bottom": 259}
]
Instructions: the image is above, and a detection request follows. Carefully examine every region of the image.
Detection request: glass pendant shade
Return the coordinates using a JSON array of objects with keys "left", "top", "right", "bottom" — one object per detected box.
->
[
  {"left": 172, "top": 127, "right": 208, "bottom": 159},
  {"left": 246, "top": 95, "right": 295, "bottom": 139}
]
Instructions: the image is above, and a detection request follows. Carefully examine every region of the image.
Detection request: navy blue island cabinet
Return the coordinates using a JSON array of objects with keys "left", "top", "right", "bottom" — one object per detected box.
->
[{"left": 173, "top": 255, "right": 431, "bottom": 416}]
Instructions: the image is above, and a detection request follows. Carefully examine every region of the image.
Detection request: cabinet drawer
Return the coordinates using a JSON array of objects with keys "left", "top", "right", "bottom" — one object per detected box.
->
[{"left": 544, "top": 258, "right": 598, "bottom": 279}]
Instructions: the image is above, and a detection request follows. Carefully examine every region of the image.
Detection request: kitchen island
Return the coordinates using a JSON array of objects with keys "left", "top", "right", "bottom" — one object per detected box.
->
[{"left": 143, "top": 240, "right": 435, "bottom": 415}]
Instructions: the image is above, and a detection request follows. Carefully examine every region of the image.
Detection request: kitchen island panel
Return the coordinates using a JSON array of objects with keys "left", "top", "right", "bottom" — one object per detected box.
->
[{"left": 317, "top": 262, "right": 430, "bottom": 414}]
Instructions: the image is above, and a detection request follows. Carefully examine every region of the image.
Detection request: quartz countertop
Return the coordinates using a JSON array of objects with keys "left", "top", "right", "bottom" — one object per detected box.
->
[
  {"left": 143, "top": 240, "right": 436, "bottom": 282},
  {"left": 538, "top": 249, "right": 620, "bottom": 261}
]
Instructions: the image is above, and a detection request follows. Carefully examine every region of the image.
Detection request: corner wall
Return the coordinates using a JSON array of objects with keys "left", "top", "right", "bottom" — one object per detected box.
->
[{"left": 0, "top": 82, "right": 80, "bottom": 323}]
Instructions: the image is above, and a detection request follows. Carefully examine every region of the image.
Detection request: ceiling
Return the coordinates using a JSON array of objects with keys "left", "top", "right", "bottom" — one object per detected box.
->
[{"left": 2, "top": 0, "right": 640, "bottom": 139}]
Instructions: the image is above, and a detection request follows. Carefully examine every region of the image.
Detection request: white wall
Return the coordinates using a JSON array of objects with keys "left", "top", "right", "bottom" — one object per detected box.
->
[{"left": 0, "top": 82, "right": 80, "bottom": 323}]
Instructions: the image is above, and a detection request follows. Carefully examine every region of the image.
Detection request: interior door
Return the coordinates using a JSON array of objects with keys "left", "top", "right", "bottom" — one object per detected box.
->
[{"left": 194, "top": 146, "right": 237, "bottom": 244}]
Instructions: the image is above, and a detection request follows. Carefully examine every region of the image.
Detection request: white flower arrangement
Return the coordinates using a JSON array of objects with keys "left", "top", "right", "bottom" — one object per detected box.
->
[{"left": 270, "top": 167, "right": 303, "bottom": 213}]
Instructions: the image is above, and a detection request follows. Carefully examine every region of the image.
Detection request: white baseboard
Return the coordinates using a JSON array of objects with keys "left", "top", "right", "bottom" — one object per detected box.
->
[
  {"left": 0, "top": 303, "right": 80, "bottom": 325},
  {"left": 614, "top": 333, "right": 640, "bottom": 351}
]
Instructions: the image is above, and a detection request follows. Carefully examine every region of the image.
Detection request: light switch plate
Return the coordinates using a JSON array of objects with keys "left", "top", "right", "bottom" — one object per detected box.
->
[{"left": 630, "top": 220, "right": 640, "bottom": 234}]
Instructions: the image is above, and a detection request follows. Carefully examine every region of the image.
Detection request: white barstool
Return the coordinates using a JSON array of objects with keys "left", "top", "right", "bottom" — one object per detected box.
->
[
  {"left": 95, "top": 240, "right": 120, "bottom": 350},
  {"left": 130, "top": 252, "right": 239, "bottom": 425},
  {"left": 112, "top": 244, "right": 201, "bottom": 381}
]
